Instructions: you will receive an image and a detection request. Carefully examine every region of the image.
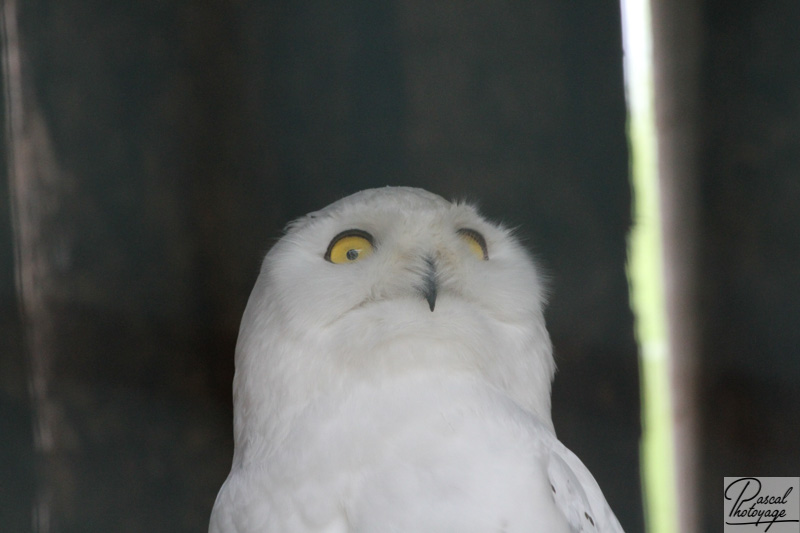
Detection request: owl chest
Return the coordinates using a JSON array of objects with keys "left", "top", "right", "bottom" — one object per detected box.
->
[{"left": 254, "top": 376, "right": 555, "bottom": 532}]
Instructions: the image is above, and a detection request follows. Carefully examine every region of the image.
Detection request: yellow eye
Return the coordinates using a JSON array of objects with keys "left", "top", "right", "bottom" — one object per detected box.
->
[
  {"left": 325, "top": 230, "right": 374, "bottom": 264},
  {"left": 458, "top": 228, "right": 488, "bottom": 260}
]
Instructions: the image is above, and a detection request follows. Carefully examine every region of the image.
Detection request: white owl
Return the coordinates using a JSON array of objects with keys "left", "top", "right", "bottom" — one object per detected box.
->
[{"left": 209, "top": 187, "right": 625, "bottom": 533}]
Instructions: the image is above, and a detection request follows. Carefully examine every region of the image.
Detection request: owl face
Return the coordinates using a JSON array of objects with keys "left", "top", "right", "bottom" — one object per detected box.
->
[
  {"left": 236, "top": 187, "right": 554, "bottom": 434},
  {"left": 262, "top": 188, "right": 546, "bottom": 332}
]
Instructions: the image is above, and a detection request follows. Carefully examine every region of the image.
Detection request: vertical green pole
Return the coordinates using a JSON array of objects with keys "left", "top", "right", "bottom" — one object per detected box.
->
[{"left": 621, "top": 1, "right": 677, "bottom": 532}]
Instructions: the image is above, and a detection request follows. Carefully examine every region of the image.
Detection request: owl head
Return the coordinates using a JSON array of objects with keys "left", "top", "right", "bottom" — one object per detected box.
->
[{"left": 233, "top": 187, "right": 555, "bottom": 451}]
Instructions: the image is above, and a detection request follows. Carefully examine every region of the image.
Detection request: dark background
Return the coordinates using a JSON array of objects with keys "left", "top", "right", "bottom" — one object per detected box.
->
[{"left": 1, "top": 1, "right": 797, "bottom": 532}]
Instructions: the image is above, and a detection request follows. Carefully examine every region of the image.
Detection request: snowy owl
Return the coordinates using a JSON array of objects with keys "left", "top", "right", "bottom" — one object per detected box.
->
[{"left": 209, "top": 187, "right": 625, "bottom": 533}]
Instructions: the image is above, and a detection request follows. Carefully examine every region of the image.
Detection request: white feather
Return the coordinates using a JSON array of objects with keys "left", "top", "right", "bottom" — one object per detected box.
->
[{"left": 210, "top": 187, "right": 625, "bottom": 532}]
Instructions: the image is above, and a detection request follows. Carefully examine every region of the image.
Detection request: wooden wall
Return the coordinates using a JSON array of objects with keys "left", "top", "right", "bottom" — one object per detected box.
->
[{"left": 3, "top": 1, "right": 647, "bottom": 531}]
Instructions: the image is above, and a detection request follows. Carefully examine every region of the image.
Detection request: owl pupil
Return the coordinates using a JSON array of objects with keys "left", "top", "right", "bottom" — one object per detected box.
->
[{"left": 346, "top": 249, "right": 359, "bottom": 261}]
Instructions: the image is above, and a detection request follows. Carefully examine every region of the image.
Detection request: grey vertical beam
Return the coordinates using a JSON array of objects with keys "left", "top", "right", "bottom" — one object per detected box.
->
[
  {"left": 649, "top": 0, "right": 703, "bottom": 531},
  {"left": 3, "top": 0, "right": 63, "bottom": 528},
  {"left": 1, "top": 0, "right": 38, "bottom": 529},
  {"left": 1, "top": 1, "right": 254, "bottom": 530}
]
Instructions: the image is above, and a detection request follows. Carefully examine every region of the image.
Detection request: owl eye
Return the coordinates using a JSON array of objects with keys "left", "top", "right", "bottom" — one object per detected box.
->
[
  {"left": 325, "top": 230, "right": 375, "bottom": 264},
  {"left": 458, "top": 228, "right": 488, "bottom": 260}
]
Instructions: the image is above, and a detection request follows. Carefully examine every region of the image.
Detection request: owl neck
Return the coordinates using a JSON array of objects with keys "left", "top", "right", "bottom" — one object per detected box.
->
[{"left": 231, "top": 324, "right": 556, "bottom": 465}]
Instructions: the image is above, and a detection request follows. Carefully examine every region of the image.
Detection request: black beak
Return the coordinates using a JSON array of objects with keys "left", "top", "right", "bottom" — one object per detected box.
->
[{"left": 421, "top": 256, "right": 437, "bottom": 312}]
